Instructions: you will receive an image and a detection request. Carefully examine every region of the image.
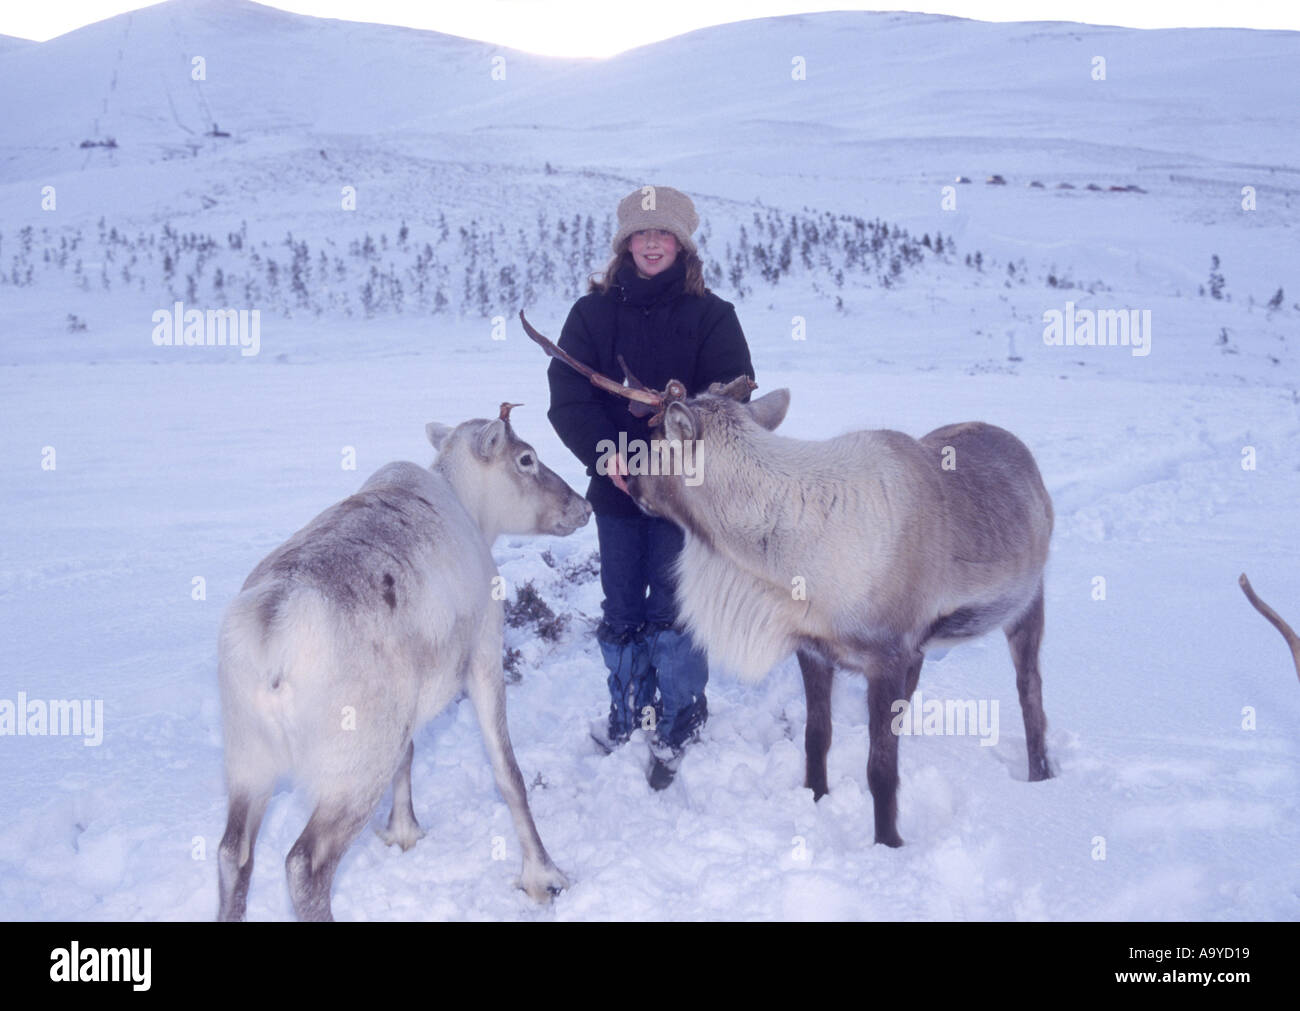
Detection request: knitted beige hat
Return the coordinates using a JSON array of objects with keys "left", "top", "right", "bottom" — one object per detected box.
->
[{"left": 611, "top": 185, "right": 699, "bottom": 255}]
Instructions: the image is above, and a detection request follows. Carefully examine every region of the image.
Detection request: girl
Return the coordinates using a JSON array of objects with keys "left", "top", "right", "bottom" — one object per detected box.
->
[{"left": 546, "top": 185, "right": 755, "bottom": 788}]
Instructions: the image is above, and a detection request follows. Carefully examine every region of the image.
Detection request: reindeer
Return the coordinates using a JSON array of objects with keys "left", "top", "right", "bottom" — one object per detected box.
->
[
  {"left": 1239, "top": 574, "right": 1300, "bottom": 684},
  {"left": 217, "top": 404, "right": 591, "bottom": 921},
  {"left": 523, "top": 312, "right": 1053, "bottom": 847}
]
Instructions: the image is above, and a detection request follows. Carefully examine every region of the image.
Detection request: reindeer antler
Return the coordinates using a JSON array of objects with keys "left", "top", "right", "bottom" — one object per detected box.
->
[
  {"left": 499, "top": 402, "right": 523, "bottom": 422},
  {"left": 1239, "top": 573, "right": 1300, "bottom": 685},
  {"left": 519, "top": 311, "right": 756, "bottom": 425},
  {"left": 709, "top": 374, "right": 758, "bottom": 401},
  {"left": 519, "top": 310, "right": 686, "bottom": 426},
  {"left": 616, "top": 353, "right": 649, "bottom": 391}
]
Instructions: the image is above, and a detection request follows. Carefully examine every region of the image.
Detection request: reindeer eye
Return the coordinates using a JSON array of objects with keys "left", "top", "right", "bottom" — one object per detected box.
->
[{"left": 519, "top": 453, "right": 534, "bottom": 468}]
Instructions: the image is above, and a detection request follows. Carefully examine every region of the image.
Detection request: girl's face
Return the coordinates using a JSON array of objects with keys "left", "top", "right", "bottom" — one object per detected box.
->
[{"left": 628, "top": 229, "right": 679, "bottom": 279}]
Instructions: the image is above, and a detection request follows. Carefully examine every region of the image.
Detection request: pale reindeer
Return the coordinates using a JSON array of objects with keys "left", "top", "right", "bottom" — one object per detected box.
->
[
  {"left": 217, "top": 404, "right": 590, "bottom": 921},
  {"left": 524, "top": 312, "right": 1053, "bottom": 847}
]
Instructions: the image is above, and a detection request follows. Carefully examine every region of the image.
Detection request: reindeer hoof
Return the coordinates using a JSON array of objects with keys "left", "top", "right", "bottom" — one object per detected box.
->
[
  {"left": 875, "top": 831, "right": 904, "bottom": 848},
  {"left": 376, "top": 821, "right": 426, "bottom": 852},
  {"left": 519, "top": 863, "right": 569, "bottom": 903}
]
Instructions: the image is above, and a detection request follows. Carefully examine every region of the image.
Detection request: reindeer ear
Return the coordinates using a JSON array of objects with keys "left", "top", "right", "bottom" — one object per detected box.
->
[
  {"left": 426, "top": 422, "right": 453, "bottom": 450},
  {"left": 663, "top": 401, "right": 696, "bottom": 443},
  {"left": 747, "top": 389, "right": 789, "bottom": 431},
  {"left": 474, "top": 419, "right": 508, "bottom": 461}
]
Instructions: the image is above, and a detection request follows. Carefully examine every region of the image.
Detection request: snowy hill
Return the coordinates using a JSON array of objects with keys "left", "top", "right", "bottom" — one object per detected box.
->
[
  {"left": 0, "top": 0, "right": 562, "bottom": 181},
  {"left": 6, "top": 2, "right": 1298, "bottom": 172},
  {"left": 0, "top": 33, "right": 33, "bottom": 54},
  {"left": 0, "top": 1, "right": 1294, "bottom": 336},
  {"left": 456, "top": 10, "right": 1300, "bottom": 165},
  {"left": 0, "top": 0, "right": 1297, "bottom": 922}
]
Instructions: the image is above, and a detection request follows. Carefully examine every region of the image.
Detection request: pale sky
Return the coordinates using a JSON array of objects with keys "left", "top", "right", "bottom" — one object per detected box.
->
[{"left": 3, "top": 0, "right": 1296, "bottom": 54}]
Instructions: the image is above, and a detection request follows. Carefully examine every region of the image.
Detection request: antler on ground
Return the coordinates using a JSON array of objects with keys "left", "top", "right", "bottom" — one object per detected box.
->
[{"left": 1239, "top": 573, "right": 1300, "bottom": 685}]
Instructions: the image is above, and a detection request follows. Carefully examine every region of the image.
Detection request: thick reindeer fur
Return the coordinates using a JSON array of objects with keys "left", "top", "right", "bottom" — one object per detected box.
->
[
  {"left": 217, "top": 414, "right": 590, "bottom": 921},
  {"left": 625, "top": 389, "right": 1054, "bottom": 844},
  {"left": 664, "top": 404, "right": 1052, "bottom": 682}
]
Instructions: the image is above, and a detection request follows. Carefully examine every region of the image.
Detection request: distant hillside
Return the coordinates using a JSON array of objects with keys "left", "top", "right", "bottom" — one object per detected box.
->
[
  {"left": 0, "top": 32, "right": 34, "bottom": 53},
  {"left": 2, "top": 0, "right": 1296, "bottom": 184},
  {"left": 0, "top": 0, "right": 554, "bottom": 180},
  {"left": 0, "top": 0, "right": 1294, "bottom": 327}
]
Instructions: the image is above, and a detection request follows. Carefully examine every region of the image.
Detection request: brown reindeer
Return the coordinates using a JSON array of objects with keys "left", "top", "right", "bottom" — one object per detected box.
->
[
  {"left": 523, "top": 312, "right": 1053, "bottom": 847},
  {"left": 1239, "top": 574, "right": 1300, "bottom": 684}
]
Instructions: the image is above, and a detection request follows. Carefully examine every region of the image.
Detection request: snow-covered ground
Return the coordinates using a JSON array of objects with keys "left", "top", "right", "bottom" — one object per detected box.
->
[{"left": 0, "top": 0, "right": 1297, "bottom": 921}]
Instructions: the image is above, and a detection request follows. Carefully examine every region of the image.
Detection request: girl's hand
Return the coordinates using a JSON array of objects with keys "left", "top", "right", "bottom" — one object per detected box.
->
[{"left": 610, "top": 452, "right": 630, "bottom": 495}]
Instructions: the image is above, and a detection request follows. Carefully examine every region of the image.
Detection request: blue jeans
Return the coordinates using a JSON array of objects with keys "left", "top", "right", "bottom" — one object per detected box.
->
[{"left": 595, "top": 513, "right": 708, "bottom": 748}]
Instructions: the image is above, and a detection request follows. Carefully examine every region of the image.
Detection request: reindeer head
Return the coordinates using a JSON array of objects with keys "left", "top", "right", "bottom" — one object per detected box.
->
[
  {"left": 426, "top": 401, "right": 592, "bottom": 539},
  {"left": 520, "top": 311, "right": 788, "bottom": 527},
  {"left": 627, "top": 382, "right": 790, "bottom": 524}
]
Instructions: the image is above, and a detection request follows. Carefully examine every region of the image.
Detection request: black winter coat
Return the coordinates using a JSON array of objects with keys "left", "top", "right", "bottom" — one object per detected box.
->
[{"left": 546, "top": 257, "right": 755, "bottom": 517}]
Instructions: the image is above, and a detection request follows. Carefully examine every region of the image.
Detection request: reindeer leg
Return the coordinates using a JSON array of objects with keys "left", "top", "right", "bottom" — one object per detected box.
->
[
  {"left": 1005, "top": 584, "right": 1052, "bottom": 782},
  {"left": 217, "top": 787, "right": 271, "bottom": 922},
  {"left": 377, "top": 739, "right": 426, "bottom": 851},
  {"left": 796, "top": 648, "right": 834, "bottom": 801},
  {"left": 864, "top": 647, "right": 907, "bottom": 847},
  {"left": 904, "top": 651, "right": 923, "bottom": 700},
  {"left": 285, "top": 794, "right": 379, "bottom": 922},
  {"left": 464, "top": 637, "right": 567, "bottom": 902}
]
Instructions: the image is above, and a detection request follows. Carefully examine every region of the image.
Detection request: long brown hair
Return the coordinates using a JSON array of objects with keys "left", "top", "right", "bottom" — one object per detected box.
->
[{"left": 588, "top": 239, "right": 708, "bottom": 297}]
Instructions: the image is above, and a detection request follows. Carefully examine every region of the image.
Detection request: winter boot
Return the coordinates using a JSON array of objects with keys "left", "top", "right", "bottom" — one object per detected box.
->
[
  {"left": 642, "top": 623, "right": 709, "bottom": 788},
  {"left": 592, "top": 622, "right": 654, "bottom": 753}
]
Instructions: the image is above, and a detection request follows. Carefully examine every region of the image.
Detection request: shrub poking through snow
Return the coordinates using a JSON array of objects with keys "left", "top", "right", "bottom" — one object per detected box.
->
[
  {"left": 506, "top": 580, "right": 569, "bottom": 642},
  {"left": 502, "top": 646, "right": 524, "bottom": 683}
]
